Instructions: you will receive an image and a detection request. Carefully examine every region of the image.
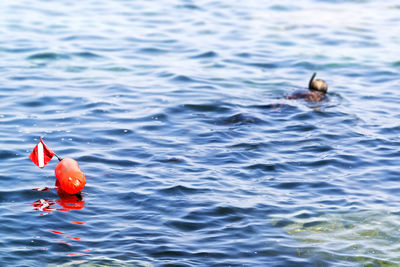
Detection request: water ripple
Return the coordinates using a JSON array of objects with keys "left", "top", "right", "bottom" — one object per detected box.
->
[{"left": 1, "top": 0, "right": 400, "bottom": 266}]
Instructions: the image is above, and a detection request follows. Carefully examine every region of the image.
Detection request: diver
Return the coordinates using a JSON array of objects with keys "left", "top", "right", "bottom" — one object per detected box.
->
[{"left": 286, "top": 73, "right": 328, "bottom": 102}]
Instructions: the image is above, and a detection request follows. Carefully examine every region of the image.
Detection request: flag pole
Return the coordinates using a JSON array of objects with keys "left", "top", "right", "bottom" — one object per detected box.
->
[
  {"left": 39, "top": 137, "right": 62, "bottom": 161},
  {"left": 54, "top": 153, "right": 63, "bottom": 161}
]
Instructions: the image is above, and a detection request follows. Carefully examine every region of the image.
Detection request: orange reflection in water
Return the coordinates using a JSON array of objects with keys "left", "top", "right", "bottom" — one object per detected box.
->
[
  {"left": 72, "top": 221, "right": 86, "bottom": 225},
  {"left": 66, "top": 252, "right": 90, "bottom": 256},
  {"left": 49, "top": 229, "right": 82, "bottom": 242},
  {"left": 55, "top": 179, "right": 85, "bottom": 211},
  {"left": 66, "top": 236, "right": 81, "bottom": 241},
  {"left": 32, "top": 185, "right": 89, "bottom": 256},
  {"left": 31, "top": 185, "right": 85, "bottom": 212},
  {"left": 56, "top": 189, "right": 85, "bottom": 211},
  {"left": 50, "top": 230, "right": 67, "bottom": 235}
]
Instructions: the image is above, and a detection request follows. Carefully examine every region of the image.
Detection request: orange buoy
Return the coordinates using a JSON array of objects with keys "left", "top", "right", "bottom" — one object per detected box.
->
[{"left": 55, "top": 158, "right": 86, "bottom": 194}]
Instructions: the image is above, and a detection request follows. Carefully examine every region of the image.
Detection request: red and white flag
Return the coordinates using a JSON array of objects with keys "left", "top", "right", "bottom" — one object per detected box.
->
[{"left": 29, "top": 139, "right": 55, "bottom": 168}]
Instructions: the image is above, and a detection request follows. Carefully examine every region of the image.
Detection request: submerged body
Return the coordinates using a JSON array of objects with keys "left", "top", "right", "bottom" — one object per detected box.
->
[
  {"left": 286, "top": 89, "right": 326, "bottom": 102},
  {"left": 286, "top": 73, "right": 328, "bottom": 102}
]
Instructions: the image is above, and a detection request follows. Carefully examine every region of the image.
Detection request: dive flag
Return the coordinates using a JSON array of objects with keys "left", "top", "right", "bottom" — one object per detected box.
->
[{"left": 29, "top": 140, "right": 55, "bottom": 168}]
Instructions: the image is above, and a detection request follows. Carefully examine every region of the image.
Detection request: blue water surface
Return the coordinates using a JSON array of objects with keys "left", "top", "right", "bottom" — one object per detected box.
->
[{"left": 1, "top": 0, "right": 400, "bottom": 266}]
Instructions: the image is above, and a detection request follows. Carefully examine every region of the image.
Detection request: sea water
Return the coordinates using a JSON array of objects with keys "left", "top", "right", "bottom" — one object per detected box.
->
[{"left": 1, "top": 0, "right": 400, "bottom": 266}]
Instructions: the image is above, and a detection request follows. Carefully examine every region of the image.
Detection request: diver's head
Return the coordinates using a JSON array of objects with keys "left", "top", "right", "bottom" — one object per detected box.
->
[{"left": 308, "top": 73, "right": 328, "bottom": 94}]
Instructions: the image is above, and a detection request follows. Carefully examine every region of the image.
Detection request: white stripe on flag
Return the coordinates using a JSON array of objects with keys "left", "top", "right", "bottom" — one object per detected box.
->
[{"left": 38, "top": 142, "right": 44, "bottom": 168}]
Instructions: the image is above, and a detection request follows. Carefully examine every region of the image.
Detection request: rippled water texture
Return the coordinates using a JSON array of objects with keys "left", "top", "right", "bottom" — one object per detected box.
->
[{"left": 1, "top": 0, "right": 400, "bottom": 266}]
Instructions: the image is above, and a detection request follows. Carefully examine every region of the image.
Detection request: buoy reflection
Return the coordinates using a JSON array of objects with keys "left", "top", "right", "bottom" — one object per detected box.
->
[
  {"left": 32, "top": 184, "right": 84, "bottom": 212},
  {"left": 31, "top": 186, "right": 88, "bottom": 256},
  {"left": 55, "top": 187, "right": 85, "bottom": 211}
]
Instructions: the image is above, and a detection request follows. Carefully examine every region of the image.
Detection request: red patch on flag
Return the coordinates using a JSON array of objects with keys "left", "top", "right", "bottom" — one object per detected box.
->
[{"left": 29, "top": 140, "right": 55, "bottom": 168}]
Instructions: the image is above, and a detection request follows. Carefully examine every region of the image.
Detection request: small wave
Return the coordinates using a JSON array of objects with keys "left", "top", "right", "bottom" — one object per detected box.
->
[
  {"left": 0, "top": 187, "right": 56, "bottom": 203},
  {"left": 197, "top": 205, "right": 260, "bottom": 222},
  {"left": 84, "top": 101, "right": 114, "bottom": 109},
  {"left": 226, "top": 59, "right": 278, "bottom": 69},
  {"left": 170, "top": 75, "right": 197, "bottom": 83},
  {"left": 183, "top": 103, "right": 231, "bottom": 113},
  {"left": 246, "top": 163, "right": 276, "bottom": 172},
  {"left": 157, "top": 157, "right": 186, "bottom": 164},
  {"left": 177, "top": 4, "right": 201, "bottom": 10},
  {"left": 229, "top": 142, "right": 269, "bottom": 150},
  {"left": 53, "top": 257, "right": 152, "bottom": 267},
  {"left": 190, "top": 51, "right": 218, "bottom": 59},
  {"left": 249, "top": 103, "right": 301, "bottom": 114},
  {"left": 79, "top": 155, "right": 138, "bottom": 167},
  {"left": 137, "top": 47, "right": 169, "bottom": 55},
  {"left": 166, "top": 219, "right": 209, "bottom": 232},
  {"left": 9, "top": 75, "right": 64, "bottom": 81},
  {"left": 284, "top": 122, "right": 317, "bottom": 131},
  {"left": 148, "top": 248, "right": 188, "bottom": 258},
  {"left": 4, "top": 47, "right": 38, "bottom": 53},
  {"left": 392, "top": 61, "right": 400, "bottom": 67},
  {"left": 71, "top": 51, "right": 103, "bottom": 59},
  {"left": 104, "top": 66, "right": 132, "bottom": 72},
  {"left": 27, "top": 51, "right": 103, "bottom": 62},
  {"left": 97, "top": 128, "right": 134, "bottom": 136},
  {"left": 27, "top": 52, "right": 70, "bottom": 60},
  {"left": 273, "top": 182, "right": 304, "bottom": 189},
  {"left": 60, "top": 35, "right": 108, "bottom": 41},
  {"left": 18, "top": 100, "right": 45, "bottom": 108},
  {"left": 65, "top": 66, "right": 88, "bottom": 73},
  {"left": 217, "top": 113, "right": 265, "bottom": 126},
  {"left": 158, "top": 185, "right": 209, "bottom": 196},
  {"left": 269, "top": 4, "right": 300, "bottom": 11},
  {"left": 379, "top": 125, "right": 400, "bottom": 135}
]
